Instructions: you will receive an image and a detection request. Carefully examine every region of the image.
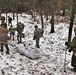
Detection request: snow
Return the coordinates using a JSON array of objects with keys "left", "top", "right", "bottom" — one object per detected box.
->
[{"left": 0, "top": 13, "right": 76, "bottom": 75}]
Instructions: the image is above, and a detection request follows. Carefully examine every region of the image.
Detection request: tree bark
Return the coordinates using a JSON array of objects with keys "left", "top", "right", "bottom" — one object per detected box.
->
[
  {"left": 57, "top": 0, "right": 61, "bottom": 15},
  {"left": 68, "top": 0, "right": 75, "bottom": 47},
  {"left": 50, "top": 14, "right": 54, "bottom": 33},
  {"left": 13, "top": 12, "right": 15, "bottom": 20},
  {"left": 50, "top": 0, "right": 55, "bottom": 33},
  {"left": 40, "top": 12, "right": 44, "bottom": 29},
  {"left": 17, "top": 12, "right": 18, "bottom": 24}
]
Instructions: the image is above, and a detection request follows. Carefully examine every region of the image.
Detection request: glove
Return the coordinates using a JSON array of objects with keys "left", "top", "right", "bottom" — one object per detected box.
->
[
  {"left": 68, "top": 47, "right": 73, "bottom": 52},
  {"left": 33, "top": 36, "right": 35, "bottom": 40},
  {"left": 68, "top": 49, "right": 72, "bottom": 52},
  {"left": 65, "top": 42, "right": 68, "bottom": 46}
]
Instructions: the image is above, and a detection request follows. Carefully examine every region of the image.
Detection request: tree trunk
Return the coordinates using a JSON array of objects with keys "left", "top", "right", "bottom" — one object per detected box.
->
[
  {"left": 67, "top": 0, "right": 75, "bottom": 47},
  {"left": 50, "top": 0, "right": 55, "bottom": 33},
  {"left": 13, "top": 12, "right": 15, "bottom": 20},
  {"left": 30, "top": 10, "right": 33, "bottom": 18},
  {"left": 40, "top": 12, "right": 44, "bottom": 29},
  {"left": 12, "top": 0, "right": 15, "bottom": 20},
  {"left": 50, "top": 14, "right": 55, "bottom": 33},
  {"left": 0, "top": 10, "right": 2, "bottom": 18},
  {"left": 46, "top": 12, "right": 48, "bottom": 20},
  {"left": 16, "top": 0, "right": 18, "bottom": 24},
  {"left": 33, "top": 0, "right": 36, "bottom": 21},
  {"left": 17, "top": 12, "right": 18, "bottom": 24},
  {"left": 62, "top": 9, "right": 65, "bottom": 16},
  {"left": 57, "top": 0, "right": 61, "bottom": 15},
  {"left": 6, "top": 12, "right": 7, "bottom": 22}
]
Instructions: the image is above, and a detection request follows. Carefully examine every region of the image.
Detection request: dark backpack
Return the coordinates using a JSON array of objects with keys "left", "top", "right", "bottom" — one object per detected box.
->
[
  {"left": 17, "top": 23, "right": 24, "bottom": 33},
  {"left": 37, "top": 28, "right": 44, "bottom": 38},
  {"left": 34, "top": 28, "right": 44, "bottom": 39}
]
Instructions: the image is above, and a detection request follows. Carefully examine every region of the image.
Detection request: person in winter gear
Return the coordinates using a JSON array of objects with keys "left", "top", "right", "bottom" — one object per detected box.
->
[
  {"left": 1, "top": 21, "right": 7, "bottom": 28},
  {"left": 33, "top": 25, "right": 43, "bottom": 48},
  {"left": 1, "top": 15, "right": 5, "bottom": 22},
  {"left": 68, "top": 27, "right": 76, "bottom": 72},
  {"left": 8, "top": 16, "right": 12, "bottom": 26},
  {"left": 0, "top": 27, "right": 9, "bottom": 55},
  {"left": 17, "top": 22, "right": 24, "bottom": 43},
  {"left": 9, "top": 26, "right": 15, "bottom": 41}
]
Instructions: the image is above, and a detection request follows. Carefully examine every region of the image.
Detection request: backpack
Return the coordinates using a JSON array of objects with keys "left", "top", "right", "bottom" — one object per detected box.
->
[
  {"left": 17, "top": 23, "right": 24, "bottom": 33},
  {"left": 35, "top": 28, "right": 43, "bottom": 38},
  {"left": 9, "top": 27, "right": 15, "bottom": 35}
]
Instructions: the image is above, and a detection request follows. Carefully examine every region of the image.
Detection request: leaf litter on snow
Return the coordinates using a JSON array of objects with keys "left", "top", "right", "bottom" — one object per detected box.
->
[{"left": 0, "top": 13, "right": 75, "bottom": 75}]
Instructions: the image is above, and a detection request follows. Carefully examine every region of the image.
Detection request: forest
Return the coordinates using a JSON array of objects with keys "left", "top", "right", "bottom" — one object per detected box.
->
[
  {"left": 0, "top": 0, "right": 71, "bottom": 13},
  {"left": 0, "top": 0, "right": 76, "bottom": 75}
]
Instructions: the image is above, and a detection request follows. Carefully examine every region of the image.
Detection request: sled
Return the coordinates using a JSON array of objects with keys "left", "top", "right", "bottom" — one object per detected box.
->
[{"left": 16, "top": 44, "right": 41, "bottom": 59}]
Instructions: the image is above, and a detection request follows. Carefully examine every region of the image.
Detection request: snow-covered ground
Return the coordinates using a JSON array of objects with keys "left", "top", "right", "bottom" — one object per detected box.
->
[{"left": 0, "top": 13, "right": 76, "bottom": 75}]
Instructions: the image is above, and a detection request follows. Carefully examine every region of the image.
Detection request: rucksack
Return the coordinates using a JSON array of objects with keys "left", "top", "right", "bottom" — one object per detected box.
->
[
  {"left": 36, "top": 28, "right": 44, "bottom": 38},
  {"left": 17, "top": 23, "right": 24, "bottom": 33}
]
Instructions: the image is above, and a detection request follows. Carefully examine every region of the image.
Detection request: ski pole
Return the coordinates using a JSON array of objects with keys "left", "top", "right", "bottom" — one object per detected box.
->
[
  {"left": 64, "top": 41, "right": 68, "bottom": 72},
  {"left": 64, "top": 47, "right": 67, "bottom": 72}
]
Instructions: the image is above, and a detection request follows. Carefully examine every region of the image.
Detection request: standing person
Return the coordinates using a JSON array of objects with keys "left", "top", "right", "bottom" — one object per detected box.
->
[
  {"left": 9, "top": 26, "right": 15, "bottom": 41},
  {"left": 68, "top": 27, "right": 76, "bottom": 72},
  {"left": 8, "top": 16, "right": 12, "bottom": 26},
  {"left": 33, "top": 25, "right": 43, "bottom": 48},
  {"left": 17, "top": 22, "right": 24, "bottom": 43},
  {"left": 1, "top": 21, "right": 7, "bottom": 28},
  {"left": 0, "top": 27, "right": 9, "bottom": 55},
  {"left": 1, "top": 15, "right": 5, "bottom": 22}
]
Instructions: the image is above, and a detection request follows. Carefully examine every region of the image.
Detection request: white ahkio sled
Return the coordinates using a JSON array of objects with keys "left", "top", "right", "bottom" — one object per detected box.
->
[{"left": 16, "top": 43, "right": 41, "bottom": 59}]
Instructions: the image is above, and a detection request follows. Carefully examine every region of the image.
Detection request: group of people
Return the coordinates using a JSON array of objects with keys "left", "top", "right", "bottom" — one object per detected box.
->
[
  {"left": 0, "top": 15, "right": 76, "bottom": 73},
  {"left": 0, "top": 15, "right": 25, "bottom": 55},
  {"left": 1, "top": 15, "right": 12, "bottom": 28},
  {"left": 0, "top": 14, "right": 44, "bottom": 55},
  {"left": 0, "top": 15, "right": 43, "bottom": 55}
]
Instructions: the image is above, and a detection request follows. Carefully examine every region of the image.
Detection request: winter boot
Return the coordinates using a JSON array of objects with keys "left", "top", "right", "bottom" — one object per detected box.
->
[
  {"left": 74, "top": 67, "right": 76, "bottom": 72},
  {"left": 6, "top": 51, "right": 9, "bottom": 54}
]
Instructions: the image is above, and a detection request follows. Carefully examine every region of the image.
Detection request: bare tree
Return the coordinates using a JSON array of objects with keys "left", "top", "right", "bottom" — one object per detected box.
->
[
  {"left": 67, "top": 0, "right": 75, "bottom": 47},
  {"left": 33, "top": 0, "right": 36, "bottom": 21},
  {"left": 40, "top": 12, "right": 44, "bottom": 29},
  {"left": 57, "top": 0, "right": 61, "bottom": 15},
  {"left": 50, "top": 0, "right": 55, "bottom": 33}
]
